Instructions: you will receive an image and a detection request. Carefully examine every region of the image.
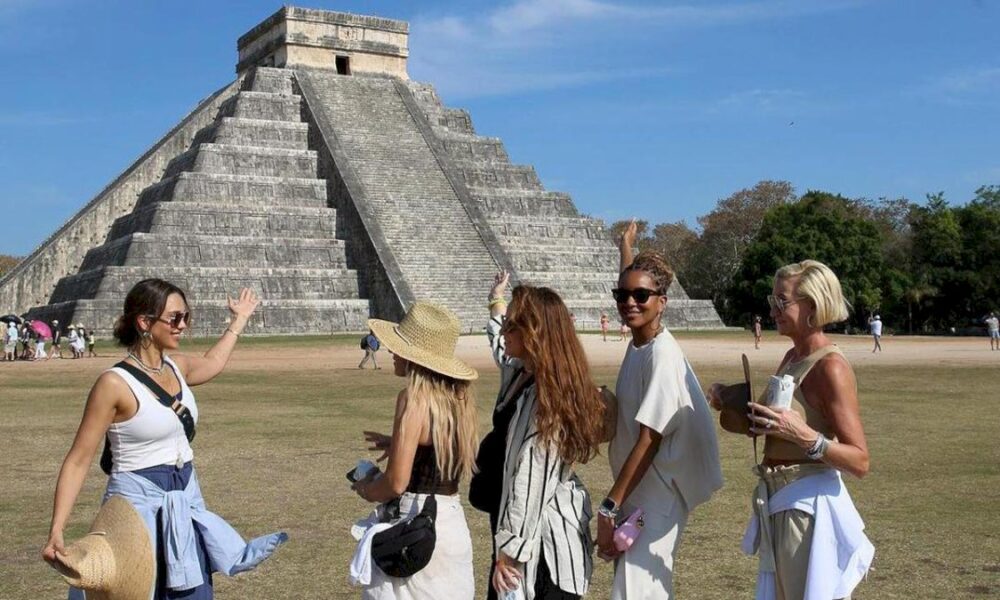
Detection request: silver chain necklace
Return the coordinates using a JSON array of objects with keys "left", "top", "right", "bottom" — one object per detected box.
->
[{"left": 127, "top": 351, "right": 166, "bottom": 375}]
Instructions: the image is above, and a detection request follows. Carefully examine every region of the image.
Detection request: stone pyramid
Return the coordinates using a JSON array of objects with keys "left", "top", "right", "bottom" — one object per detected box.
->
[{"left": 0, "top": 7, "right": 724, "bottom": 334}]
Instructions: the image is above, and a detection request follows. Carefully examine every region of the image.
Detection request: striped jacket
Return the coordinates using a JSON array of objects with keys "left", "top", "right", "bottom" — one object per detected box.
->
[{"left": 487, "top": 316, "right": 594, "bottom": 598}]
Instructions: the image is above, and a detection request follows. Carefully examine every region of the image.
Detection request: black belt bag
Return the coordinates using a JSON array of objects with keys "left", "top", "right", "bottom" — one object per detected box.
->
[
  {"left": 99, "top": 360, "right": 196, "bottom": 475},
  {"left": 370, "top": 493, "right": 438, "bottom": 578}
]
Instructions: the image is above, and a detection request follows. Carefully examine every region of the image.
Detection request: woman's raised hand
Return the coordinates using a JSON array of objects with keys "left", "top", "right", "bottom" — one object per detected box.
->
[
  {"left": 619, "top": 219, "right": 638, "bottom": 252},
  {"left": 490, "top": 270, "right": 510, "bottom": 300},
  {"left": 227, "top": 288, "right": 261, "bottom": 322}
]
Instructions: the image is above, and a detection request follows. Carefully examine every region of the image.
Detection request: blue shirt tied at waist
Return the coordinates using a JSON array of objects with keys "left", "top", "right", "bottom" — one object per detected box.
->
[{"left": 103, "top": 464, "right": 287, "bottom": 591}]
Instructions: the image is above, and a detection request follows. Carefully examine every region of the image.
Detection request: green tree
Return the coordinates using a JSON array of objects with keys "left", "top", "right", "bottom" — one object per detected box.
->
[
  {"left": 728, "top": 191, "right": 885, "bottom": 328},
  {"left": 686, "top": 180, "right": 796, "bottom": 312},
  {"left": 909, "top": 193, "right": 964, "bottom": 328}
]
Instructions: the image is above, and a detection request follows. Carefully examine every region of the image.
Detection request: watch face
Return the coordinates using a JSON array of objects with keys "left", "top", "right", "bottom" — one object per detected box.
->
[{"left": 600, "top": 498, "right": 617, "bottom": 511}]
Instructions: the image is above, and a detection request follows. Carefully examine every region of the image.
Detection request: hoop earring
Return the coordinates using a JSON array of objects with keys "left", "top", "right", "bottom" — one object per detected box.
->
[
  {"left": 140, "top": 330, "right": 152, "bottom": 350},
  {"left": 807, "top": 315, "right": 816, "bottom": 329}
]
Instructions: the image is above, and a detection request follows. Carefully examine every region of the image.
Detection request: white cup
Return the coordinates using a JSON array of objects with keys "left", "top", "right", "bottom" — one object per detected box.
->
[{"left": 767, "top": 374, "right": 795, "bottom": 410}]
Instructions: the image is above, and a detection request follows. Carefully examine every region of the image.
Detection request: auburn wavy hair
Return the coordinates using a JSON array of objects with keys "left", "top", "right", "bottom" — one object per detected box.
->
[{"left": 505, "top": 286, "right": 605, "bottom": 465}]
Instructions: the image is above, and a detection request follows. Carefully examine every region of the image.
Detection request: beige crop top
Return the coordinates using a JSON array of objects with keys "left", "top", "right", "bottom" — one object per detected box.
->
[{"left": 762, "top": 345, "right": 844, "bottom": 462}]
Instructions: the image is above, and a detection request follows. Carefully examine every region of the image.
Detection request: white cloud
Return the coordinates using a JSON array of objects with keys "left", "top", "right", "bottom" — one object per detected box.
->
[
  {"left": 409, "top": 0, "right": 867, "bottom": 99},
  {"left": 915, "top": 65, "right": 1000, "bottom": 106}
]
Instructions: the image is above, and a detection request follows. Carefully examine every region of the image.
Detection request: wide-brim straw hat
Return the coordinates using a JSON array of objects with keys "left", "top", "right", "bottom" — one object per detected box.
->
[
  {"left": 51, "top": 495, "right": 154, "bottom": 600},
  {"left": 368, "top": 303, "right": 478, "bottom": 381}
]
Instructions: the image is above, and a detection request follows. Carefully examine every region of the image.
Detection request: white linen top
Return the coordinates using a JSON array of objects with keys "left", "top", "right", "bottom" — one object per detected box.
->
[
  {"left": 106, "top": 356, "right": 197, "bottom": 472},
  {"left": 610, "top": 330, "right": 723, "bottom": 513}
]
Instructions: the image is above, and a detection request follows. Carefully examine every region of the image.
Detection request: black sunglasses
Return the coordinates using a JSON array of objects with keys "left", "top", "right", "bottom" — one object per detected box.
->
[
  {"left": 148, "top": 311, "right": 191, "bottom": 329},
  {"left": 612, "top": 288, "right": 660, "bottom": 304}
]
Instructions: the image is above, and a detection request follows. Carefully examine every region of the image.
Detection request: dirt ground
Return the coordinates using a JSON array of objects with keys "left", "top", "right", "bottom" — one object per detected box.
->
[{"left": 10, "top": 332, "right": 996, "bottom": 377}]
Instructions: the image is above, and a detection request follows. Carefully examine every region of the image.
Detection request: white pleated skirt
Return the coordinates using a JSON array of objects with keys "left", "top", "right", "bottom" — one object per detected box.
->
[{"left": 362, "top": 493, "right": 475, "bottom": 600}]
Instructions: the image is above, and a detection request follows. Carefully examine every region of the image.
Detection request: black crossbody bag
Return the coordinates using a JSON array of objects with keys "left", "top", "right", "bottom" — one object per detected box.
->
[
  {"left": 370, "top": 472, "right": 438, "bottom": 577},
  {"left": 99, "top": 361, "right": 196, "bottom": 475}
]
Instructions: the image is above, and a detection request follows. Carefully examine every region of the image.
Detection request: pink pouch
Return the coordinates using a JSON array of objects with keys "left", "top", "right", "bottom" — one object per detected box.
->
[{"left": 613, "top": 508, "right": 644, "bottom": 552}]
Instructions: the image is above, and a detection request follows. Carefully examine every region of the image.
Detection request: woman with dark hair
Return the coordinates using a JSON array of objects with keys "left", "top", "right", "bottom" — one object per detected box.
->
[
  {"left": 43, "top": 278, "right": 287, "bottom": 599},
  {"left": 596, "top": 222, "right": 723, "bottom": 599},
  {"left": 478, "top": 271, "right": 605, "bottom": 600}
]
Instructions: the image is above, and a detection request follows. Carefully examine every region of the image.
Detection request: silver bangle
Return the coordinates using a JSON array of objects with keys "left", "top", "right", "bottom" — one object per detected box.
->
[
  {"left": 806, "top": 434, "right": 829, "bottom": 460},
  {"left": 225, "top": 328, "right": 240, "bottom": 338}
]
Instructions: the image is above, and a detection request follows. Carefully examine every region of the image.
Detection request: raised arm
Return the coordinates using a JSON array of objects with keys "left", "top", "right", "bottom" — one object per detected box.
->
[
  {"left": 486, "top": 270, "right": 514, "bottom": 369},
  {"left": 619, "top": 219, "right": 637, "bottom": 273},
  {"left": 172, "top": 288, "right": 260, "bottom": 386}
]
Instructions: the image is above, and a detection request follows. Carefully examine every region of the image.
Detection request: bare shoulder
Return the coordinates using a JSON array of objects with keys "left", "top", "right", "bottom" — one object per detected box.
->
[
  {"left": 167, "top": 353, "right": 190, "bottom": 374},
  {"left": 807, "top": 351, "right": 856, "bottom": 394},
  {"left": 90, "top": 370, "right": 132, "bottom": 407}
]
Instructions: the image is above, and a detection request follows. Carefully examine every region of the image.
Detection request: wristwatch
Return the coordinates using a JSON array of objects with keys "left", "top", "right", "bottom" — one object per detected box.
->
[{"left": 598, "top": 497, "right": 620, "bottom": 520}]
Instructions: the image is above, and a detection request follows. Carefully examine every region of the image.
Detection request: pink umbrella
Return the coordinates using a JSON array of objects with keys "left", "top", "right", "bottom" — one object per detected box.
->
[{"left": 30, "top": 320, "right": 53, "bottom": 340}]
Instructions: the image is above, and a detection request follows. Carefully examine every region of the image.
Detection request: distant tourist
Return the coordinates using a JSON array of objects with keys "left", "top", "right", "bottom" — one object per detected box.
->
[
  {"left": 358, "top": 329, "right": 381, "bottom": 370},
  {"left": 986, "top": 312, "right": 999, "bottom": 351},
  {"left": 619, "top": 320, "right": 629, "bottom": 342},
  {"left": 43, "top": 279, "right": 286, "bottom": 598},
  {"left": 708, "top": 259, "right": 874, "bottom": 600},
  {"left": 600, "top": 312, "right": 610, "bottom": 342},
  {"left": 4, "top": 321, "right": 17, "bottom": 361},
  {"left": 351, "top": 302, "right": 478, "bottom": 598},
  {"left": 73, "top": 324, "right": 88, "bottom": 357},
  {"left": 477, "top": 272, "right": 603, "bottom": 600},
  {"left": 20, "top": 323, "right": 33, "bottom": 359},
  {"left": 34, "top": 334, "right": 47, "bottom": 360},
  {"left": 86, "top": 329, "right": 97, "bottom": 358},
  {"left": 66, "top": 327, "right": 82, "bottom": 359},
  {"left": 48, "top": 320, "right": 63, "bottom": 360},
  {"left": 753, "top": 315, "right": 763, "bottom": 350},
  {"left": 604, "top": 224, "right": 722, "bottom": 599},
  {"left": 868, "top": 314, "right": 883, "bottom": 353}
]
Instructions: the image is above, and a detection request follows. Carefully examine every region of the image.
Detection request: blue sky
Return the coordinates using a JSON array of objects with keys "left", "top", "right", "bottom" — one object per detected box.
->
[{"left": 1, "top": 0, "right": 998, "bottom": 256}]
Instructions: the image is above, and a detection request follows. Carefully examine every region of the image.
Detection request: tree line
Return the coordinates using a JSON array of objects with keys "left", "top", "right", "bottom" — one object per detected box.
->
[{"left": 612, "top": 181, "right": 1000, "bottom": 334}]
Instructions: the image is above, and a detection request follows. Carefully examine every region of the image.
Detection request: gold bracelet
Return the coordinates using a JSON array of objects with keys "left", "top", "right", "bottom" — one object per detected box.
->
[
  {"left": 225, "top": 328, "right": 240, "bottom": 338},
  {"left": 488, "top": 298, "right": 507, "bottom": 308}
]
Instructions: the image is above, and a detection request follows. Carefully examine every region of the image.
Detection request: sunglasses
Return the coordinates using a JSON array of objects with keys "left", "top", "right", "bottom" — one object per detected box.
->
[
  {"left": 766, "top": 295, "right": 805, "bottom": 312},
  {"left": 149, "top": 311, "right": 191, "bottom": 329},
  {"left": 612, "top": 288, "right": 660, "bottom": 304}
]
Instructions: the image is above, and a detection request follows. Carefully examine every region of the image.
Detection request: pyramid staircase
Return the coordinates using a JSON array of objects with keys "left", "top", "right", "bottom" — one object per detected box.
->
[{"left": 29, "top": 69, "right": 370, "bottom": 334}]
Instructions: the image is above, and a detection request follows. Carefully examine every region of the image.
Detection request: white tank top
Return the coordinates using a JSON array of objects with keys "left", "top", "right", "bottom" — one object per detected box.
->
[{"left": 106, "top": 355, "right": 198, "bottom": 472}]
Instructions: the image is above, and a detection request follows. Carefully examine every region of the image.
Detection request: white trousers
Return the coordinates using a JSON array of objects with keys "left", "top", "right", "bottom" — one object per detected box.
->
[
  {"left": 362, "top": 493, "right": 475, "bottom": 600},
  {"left": 611, "top": 487, "right": 689, "bottom": 600}
]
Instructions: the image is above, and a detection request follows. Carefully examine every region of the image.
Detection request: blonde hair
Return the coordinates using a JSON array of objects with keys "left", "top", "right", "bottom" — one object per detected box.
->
[
  {"left": 775, "top": 260, "right": 851, "bottom": 327},
  {"left": 404, "top": 364, "right": 479, "bottom": 482}
]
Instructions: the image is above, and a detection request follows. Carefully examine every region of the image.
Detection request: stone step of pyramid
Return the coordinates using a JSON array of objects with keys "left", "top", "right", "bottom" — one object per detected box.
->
[
  {"left": 221, "top": 90, "right": 303, "bottom": 122},
  {"left": 138, "top": 172, "right": 328, "bottom": 209},
  {"left": 455, "top": 162, "right": 543, "bottom": 192},
  {"left": 507, "top": 249, "right": 618, "bottom": 272},
  {"left": 466, "top": 189, "right": 577, "bottom": 218},
  {"left": 437, "top": 135, "right": 509, "bottom": 164},
  {"left": 426, "top": 107, "right": 475, "bottom": 135},
  {"left": 109, "top": 202, "right": 337, "bottom": 240},
  {"left": 79, "top": 233, "right": 349, "bottom": 271},
  {"left": 247, "top": 67, "right": 296, "bottom": 95},
  {"left": 51, "top": 266, "right": 362, "bottom": 304},
  {"left": 492, "top": 218, "right": 611, "bottom": 240},
  {"left": 26, "top": 297, "right": 371, "bottom": 335},
  {"left": 211, "top": 117, "right": 310, "bottom": 150},
  {"left": 164, "top": 143, "right": 318, "bottom": 179}
]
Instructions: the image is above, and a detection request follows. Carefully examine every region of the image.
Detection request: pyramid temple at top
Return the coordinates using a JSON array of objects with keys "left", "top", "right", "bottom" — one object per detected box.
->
[{"left": 0, "top": 6, "right": 724, "bottom": 334}]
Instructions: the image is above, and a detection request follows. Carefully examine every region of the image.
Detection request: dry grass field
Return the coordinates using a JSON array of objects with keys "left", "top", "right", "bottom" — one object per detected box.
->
[{"left": 1, "top": 332, "right": 998, "bottom": 598}]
